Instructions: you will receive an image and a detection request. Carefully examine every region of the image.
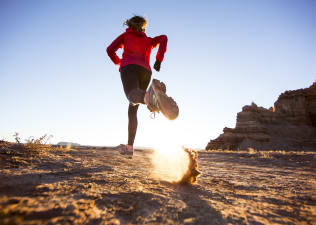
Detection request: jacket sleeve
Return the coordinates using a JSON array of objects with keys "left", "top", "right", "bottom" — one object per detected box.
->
[
  {"left": 152, "top": 35, "right": 168, "bottom": 62},
  {"left": 106, "top": 33, "right": 125, "bottom": 65}
]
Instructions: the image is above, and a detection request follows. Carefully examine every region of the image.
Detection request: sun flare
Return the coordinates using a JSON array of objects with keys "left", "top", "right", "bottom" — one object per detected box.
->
[{"left": 151, "top": 144, "right": 190, "bottom": 183}]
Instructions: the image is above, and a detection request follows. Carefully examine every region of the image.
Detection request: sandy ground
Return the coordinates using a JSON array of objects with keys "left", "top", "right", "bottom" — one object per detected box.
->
[{"left": 0, "top": 147, "right": 316, "bottom": 225}]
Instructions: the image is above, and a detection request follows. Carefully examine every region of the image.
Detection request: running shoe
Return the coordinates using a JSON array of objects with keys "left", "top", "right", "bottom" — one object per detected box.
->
[
  {"left": 117, "top": 144, "right": 134, "bottom": 159},
  {"left": 146, "top": 79, "right": 179, "bottom": 120}
]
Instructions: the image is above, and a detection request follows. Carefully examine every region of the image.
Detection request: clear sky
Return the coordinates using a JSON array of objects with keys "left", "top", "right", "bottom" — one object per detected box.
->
[{"left": 1, "top": 0, "right": 315, "bottom": 149}]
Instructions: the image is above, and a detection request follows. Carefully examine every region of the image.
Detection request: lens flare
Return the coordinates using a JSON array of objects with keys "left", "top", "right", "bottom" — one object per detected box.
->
[{"left": 150, "top": 143, "right": 200, "bottom": 184}]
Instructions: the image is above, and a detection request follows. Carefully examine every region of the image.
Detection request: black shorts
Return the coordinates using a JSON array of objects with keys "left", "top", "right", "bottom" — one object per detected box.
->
[{"left": 120, "top": 64, "right": 152, "bottom": 104}]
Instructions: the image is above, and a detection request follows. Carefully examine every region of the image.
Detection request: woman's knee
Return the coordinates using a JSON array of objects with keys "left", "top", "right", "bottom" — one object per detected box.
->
[{"left": 128, "top": 104, "right": 139, "bottom": 115}]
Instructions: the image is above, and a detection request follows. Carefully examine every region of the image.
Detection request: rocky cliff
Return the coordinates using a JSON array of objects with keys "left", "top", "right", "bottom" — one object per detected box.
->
[{"left": 206, "top": 82, "right": 316, "bottom": 151}]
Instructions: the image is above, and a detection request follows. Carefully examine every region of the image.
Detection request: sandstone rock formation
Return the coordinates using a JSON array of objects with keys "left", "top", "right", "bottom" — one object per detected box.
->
[{"left": 206, "top": 82, "right": 316, "bottom": 151}]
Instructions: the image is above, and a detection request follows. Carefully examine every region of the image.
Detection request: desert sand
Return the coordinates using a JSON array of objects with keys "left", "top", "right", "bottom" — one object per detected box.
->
[{"left": 1, "top": 146, "right": 316, "bottom": 225}]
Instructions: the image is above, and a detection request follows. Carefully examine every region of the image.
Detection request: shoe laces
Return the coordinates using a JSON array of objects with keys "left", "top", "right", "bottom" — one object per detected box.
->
[{"left": 150, "top": 112, "right": 156, "bottom": 119}]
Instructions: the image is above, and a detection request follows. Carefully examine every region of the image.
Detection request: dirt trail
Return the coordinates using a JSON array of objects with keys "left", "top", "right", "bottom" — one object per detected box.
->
[{"left": 0, "top": 148, "right": 315, "bottom": 225}]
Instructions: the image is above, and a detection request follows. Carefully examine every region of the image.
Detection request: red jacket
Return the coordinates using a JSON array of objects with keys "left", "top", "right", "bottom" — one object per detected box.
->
[{"left": 107, "top": 28, "right": 168, "bottom": 72}]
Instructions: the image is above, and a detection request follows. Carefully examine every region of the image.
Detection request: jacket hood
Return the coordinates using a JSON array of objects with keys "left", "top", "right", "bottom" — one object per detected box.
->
[{"left": 125, "top": 28, "right": 147, "bottom": 37}]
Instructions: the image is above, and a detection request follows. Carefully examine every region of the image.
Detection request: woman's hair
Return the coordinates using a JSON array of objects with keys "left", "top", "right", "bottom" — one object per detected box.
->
[{"left": 124, "top": 15, "right": 147, "bottom": 32}]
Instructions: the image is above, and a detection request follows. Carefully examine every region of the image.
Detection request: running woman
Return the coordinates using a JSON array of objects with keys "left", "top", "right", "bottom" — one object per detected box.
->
[{"left": 106, "top": 15, "right": 169, "bottom": 158}]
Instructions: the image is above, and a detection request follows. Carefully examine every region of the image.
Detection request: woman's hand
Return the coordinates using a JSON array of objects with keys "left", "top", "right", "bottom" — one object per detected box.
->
[{"left": 154, "top": 60, "right": 161, "bottom": 72}]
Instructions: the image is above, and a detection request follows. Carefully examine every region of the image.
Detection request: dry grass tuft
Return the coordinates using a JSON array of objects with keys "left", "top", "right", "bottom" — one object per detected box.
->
[
  {"left": 0, "top": 133, "right": 63, "bottom": 167},
  {"left": 24, "top": 134, "right": 53, "bottom": 156},
  {"left": 11, "top": 133, "right": 53, "bottom": 157},
  {"left": 2, "top": 135, "right": 74, "bottom": 170}
]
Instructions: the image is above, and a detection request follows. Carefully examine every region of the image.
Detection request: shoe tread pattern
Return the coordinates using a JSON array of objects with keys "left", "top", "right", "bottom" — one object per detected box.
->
[{"left": 152, "top": 79, "right": 179, "bottom": 120}]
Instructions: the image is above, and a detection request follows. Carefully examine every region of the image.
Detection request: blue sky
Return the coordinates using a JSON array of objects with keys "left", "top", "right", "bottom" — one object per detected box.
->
[{"left": 1, "top": 0, "right": 315, "bottom": 149}]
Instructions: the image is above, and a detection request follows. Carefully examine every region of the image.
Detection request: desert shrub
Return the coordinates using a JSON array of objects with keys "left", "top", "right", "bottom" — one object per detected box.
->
[
  {"left": 13, "top": 132, "right": 21, "bottom": 144},
  {"left": 24, "top": 134, "right": 53, "bottom": 156},
  {"left": 11, "top": 133, "right": 54, "bottom": 157}
]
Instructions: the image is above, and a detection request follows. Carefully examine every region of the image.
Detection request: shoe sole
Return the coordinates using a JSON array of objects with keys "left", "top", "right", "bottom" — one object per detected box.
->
[{"left": 152, "top": 79, "right": 179, "bottom": 120}]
